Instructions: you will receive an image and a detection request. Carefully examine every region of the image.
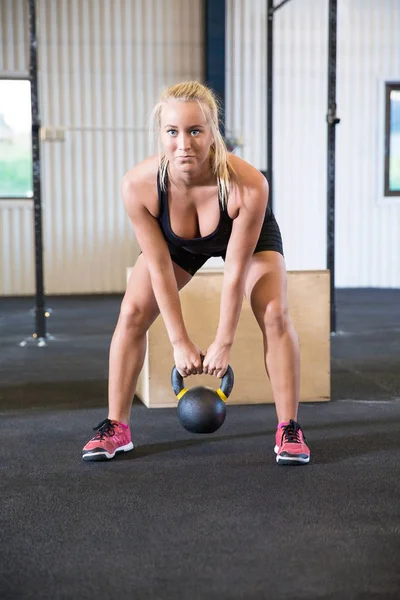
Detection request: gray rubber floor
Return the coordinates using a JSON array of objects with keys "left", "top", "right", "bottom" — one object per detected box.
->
[{"left": 1, "top": 289, "right": 400, "bottom": 600}]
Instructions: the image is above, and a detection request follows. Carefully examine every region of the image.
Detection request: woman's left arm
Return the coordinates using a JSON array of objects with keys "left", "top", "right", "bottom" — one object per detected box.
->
[{"left": 202, "top": 174, "right": 269, "bottom": 377}]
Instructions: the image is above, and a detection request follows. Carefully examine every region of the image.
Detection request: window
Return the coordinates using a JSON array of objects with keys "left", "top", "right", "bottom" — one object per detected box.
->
[
  {"left": 0, "top": 79, "right": 33, "bottom": 199},
  {"left": 385, "top": 82, "right": 400, "bottom": 196}
]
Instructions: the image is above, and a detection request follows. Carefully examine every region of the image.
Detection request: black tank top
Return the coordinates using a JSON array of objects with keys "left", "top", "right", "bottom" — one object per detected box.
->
[{"left": 157, "top": 170, "right": 234, "bottom": 256}]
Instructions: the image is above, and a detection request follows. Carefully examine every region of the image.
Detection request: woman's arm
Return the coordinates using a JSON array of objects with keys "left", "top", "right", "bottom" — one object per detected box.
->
[
  {"left": 203, "top": 172, "right": 269, "bottom": 376},
  {"left": 122, "top": 172, "right": 203, "bottom": 375}
]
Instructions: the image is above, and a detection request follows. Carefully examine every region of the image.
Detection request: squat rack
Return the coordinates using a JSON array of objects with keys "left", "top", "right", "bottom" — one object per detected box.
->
[
  {"left": 25, "top": 0, "right": 49, "bottom": 347},
  {"left": 205, "top": 0, "right": 339, "bottom": 333},
  {"left": 27, "top": 0, "right": 339, "bottom": 345},
  {"left": 267, "top": 0, "right": 339, "bottom": 333}
]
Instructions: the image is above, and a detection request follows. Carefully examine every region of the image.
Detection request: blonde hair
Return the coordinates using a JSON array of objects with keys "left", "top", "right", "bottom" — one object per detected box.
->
[{"left": 149, "top": 81, "right": 233, "bottom": 208}]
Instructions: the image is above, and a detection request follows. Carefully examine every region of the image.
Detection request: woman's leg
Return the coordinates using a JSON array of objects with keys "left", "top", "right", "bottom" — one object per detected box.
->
[
  {"left": 244, "top": 251, "right": 300, "bottom": 423},
  {"left": 108, "top": 254, "right": 192, "bottom": 424},
  {"left": 244, "top": 250, "right": 309, "bottom": 464}
]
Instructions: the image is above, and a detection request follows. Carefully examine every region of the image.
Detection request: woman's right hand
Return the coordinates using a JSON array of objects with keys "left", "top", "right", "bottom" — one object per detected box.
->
[{"left": 173, "top": 340, "right": 204, "bottom": 378}]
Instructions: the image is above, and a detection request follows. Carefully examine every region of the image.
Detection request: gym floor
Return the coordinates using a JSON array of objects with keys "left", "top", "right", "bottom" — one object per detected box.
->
[{"left": 1, "top": 289, "right": 400, "bottom": 600}]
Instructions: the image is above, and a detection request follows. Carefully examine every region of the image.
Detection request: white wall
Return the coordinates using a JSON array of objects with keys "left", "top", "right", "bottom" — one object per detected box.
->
[
  {"left": 0, "top": 0, "right": 203, "bottom": 295},
  {"left": 226, "top": 0, "right": 400, "bottom": 287},
  {"left": 226, "top": 0, "right": 328, "bottom": 272},
  {"left": 1, "top": 0, "right": 400, "bottom": 294},
  {"left": 335, "top": 0, "right": 400, "bottom": 287}
]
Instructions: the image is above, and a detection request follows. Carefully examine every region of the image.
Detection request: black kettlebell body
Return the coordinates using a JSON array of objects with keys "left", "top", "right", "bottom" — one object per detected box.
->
[{"left": 171, "top": 366, "right": 234, "bottom": 434}]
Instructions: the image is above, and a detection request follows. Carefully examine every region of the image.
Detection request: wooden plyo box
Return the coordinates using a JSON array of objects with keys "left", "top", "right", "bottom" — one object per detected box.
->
[{"left": 126, "top": 268, "right": 331, "bottom": 408}]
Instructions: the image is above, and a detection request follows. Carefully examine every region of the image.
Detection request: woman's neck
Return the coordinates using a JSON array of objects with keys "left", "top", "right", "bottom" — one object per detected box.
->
[{"left": 167, "top": 159, "right": 215, "bottom": 190}]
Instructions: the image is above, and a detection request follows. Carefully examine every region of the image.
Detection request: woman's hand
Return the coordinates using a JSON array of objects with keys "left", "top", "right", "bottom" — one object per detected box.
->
[
  {"left": 202, "top": 341, "right": 232, "bottom": 379},
  {"left": 173, "top": 340, "right": 204, "bottom": 378}
]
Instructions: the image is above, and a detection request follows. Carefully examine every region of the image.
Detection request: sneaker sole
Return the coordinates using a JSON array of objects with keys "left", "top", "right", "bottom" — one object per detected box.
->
[
  {"left": 82, "top": 442, "right": 134, "bottom": 461},
  {"left": 274, "top": 444, "right": 310, "bottom": 465}
]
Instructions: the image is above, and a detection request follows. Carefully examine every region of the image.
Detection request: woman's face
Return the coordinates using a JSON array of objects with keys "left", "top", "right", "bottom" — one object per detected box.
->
[{"left": 159, "top": 100, "right": 214, "bottom": 173}]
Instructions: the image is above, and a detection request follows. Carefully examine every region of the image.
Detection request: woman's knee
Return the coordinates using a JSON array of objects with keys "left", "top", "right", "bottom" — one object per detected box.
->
[
  {"left": 118, "top": 299, "right": 158, "bottom": 334},
  {"left": 262, "top": 300, "right": 290, "bottom": 336}
]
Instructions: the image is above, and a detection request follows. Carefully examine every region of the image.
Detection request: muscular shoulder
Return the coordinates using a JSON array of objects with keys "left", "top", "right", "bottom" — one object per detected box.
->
[
  {"left": 227, "top": 154, "right": 269, "bottom": 211},
  {"left": 121, "top": 155, "right": 160, "bottom": 216},
  {"left": 228, "top": 154, "right": 268, "bottom": 195}
]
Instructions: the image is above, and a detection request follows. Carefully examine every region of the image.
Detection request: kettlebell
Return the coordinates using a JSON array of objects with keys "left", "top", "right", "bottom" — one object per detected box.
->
[{"left": 171, "top": 364, "right": 235, "bottom": 434}]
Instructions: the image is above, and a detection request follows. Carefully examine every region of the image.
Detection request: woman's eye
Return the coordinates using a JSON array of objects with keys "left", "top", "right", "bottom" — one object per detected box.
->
[{"left": 166, "top": 129, "right": 201, "bottom": 137}]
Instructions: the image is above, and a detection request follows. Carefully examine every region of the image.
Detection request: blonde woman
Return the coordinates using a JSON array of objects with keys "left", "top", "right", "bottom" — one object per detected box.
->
[{"left": 82, "top": 81, "right": 310, "bottom": 466}]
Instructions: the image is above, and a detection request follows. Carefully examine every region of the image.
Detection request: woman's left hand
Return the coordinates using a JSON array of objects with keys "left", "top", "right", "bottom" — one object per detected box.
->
[{"left": 202, "top": 341, "right": 232, "bottom": 379}]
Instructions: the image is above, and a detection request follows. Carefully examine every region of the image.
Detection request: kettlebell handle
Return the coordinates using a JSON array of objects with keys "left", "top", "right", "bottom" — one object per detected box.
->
[{"left": 171, "top": 364, "right": 235, "bottom": 402}]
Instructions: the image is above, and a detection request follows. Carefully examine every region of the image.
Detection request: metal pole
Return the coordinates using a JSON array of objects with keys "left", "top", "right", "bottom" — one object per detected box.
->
[
  {"left": 204, "top": 0, "right": 226, "bottom": 138},
  {"left": 267, "top": 0, "right": 293, "bottom": 211},
  {"left": 28, "top": 0, "right": 46, "bottom": 341},
  {"left": 273, "top": 0, "right": 293, "bottom": 10},
  {"left": 327, "top": 0, "right": 340, "bottom": 333},
  {"left": 267, "top": 0, "right": 274, "bottom": 211}
]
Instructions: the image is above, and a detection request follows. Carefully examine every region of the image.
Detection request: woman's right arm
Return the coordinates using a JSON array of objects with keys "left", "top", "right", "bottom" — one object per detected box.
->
[{"left": 122, "top": 172, "right": 202, "bottom": 374}]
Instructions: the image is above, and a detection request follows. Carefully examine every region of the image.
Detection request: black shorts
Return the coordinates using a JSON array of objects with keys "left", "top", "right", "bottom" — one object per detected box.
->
[{"left": 169, "top": 208, "right": 284, "bottom": 276}]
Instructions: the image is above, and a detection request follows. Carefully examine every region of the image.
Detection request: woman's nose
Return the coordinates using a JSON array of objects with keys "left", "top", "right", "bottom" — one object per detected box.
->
[{"left": 178, "top": 133, "right": 191, "bottom": 150}]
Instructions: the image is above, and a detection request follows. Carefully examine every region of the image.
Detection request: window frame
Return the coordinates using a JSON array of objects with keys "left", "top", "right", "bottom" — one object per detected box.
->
[
  {"left": 384, "top": 81, "right": 400, "bottom": 197},
  {"left": 0, "top": 75, "right": 33, "bottom": 200}
]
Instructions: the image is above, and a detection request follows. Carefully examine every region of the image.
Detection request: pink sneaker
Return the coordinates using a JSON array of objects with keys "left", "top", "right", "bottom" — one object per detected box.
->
[
  {"left": 82, "top": 419, "right": 134, "bottom": 461},
  {"left": 274, "top": 419, "right": 310, "bottom": 465}
]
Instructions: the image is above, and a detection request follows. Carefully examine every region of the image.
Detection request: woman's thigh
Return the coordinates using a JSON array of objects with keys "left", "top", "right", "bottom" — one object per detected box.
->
[
  {"left": 121, "top": 254, "right": 193, "bottom": 328},
  {"left": 244, "top": 250, "right": 288, "bottom": 329}
]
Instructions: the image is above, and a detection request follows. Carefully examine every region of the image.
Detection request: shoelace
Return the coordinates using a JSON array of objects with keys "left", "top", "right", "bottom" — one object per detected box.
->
[
  {"left": 282, "top": 419, "right": 302, "bottom": 444},
  {"left": 92, "top": 418, "right": 117, "bottom": 441}
]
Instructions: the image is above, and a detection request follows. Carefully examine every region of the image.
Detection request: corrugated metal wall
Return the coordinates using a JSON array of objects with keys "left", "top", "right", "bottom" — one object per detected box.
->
[
  {"left": 274, "top": 0, "right": 329, "bottom": 272},
  {"left": 226, "top": 0, "right": 400, "bottom": 287},
  {"left": 335, "top": 0, "right": 400, "bottom": 287},
  {"left": 1, "top": 0, "right": 400, "bottom": 294},
  {"left": 0, "top": 0, "right": 29, "bottom": 73},
  {"left": 226, "top": 0, "right": 328, "bottom": 272},
  {"left": 226, "top": 0, "right": 267, "bottom": 171},
  {"left": 0, "top": 200, "right": 35, "bottom": 293},
  {"left": 0, "top": 0, "right": 203, "bottom": 295}
]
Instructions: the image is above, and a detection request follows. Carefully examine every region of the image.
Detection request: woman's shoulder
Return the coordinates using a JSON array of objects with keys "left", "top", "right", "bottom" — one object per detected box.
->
[
  {"left": 121, "top": 155, "right": 160, "bottom": 215},
  {"left": 123, "top": 155, "right": 160, "bottom": 187},
  {"left": 227, "top": 154, "right": 269, "bottom": 194}
]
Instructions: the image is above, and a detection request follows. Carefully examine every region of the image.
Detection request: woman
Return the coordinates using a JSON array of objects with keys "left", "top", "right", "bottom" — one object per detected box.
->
[{"left": 82, "top": 81, "right": 310, "bottom": 466}]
